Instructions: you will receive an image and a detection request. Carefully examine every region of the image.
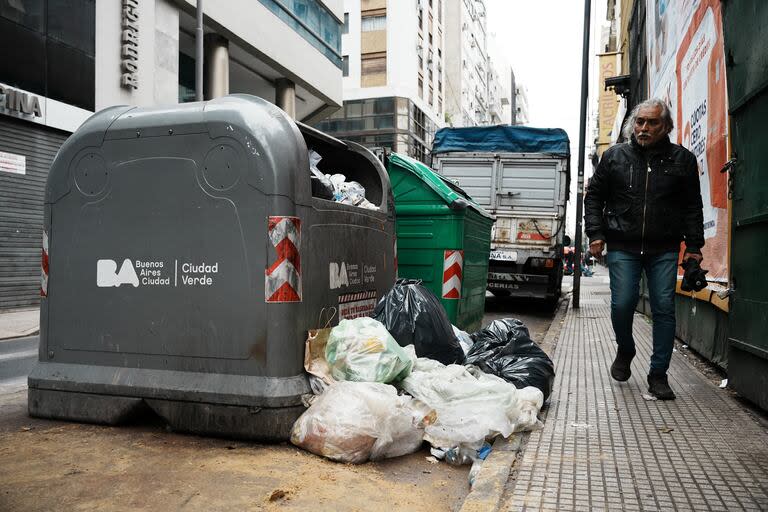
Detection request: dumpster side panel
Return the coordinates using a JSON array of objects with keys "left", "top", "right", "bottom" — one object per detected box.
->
[
  {"left": 457, "top": 212, "right": 493, "bottom": 332},
  {"left": 30, "top": 95, "right": 397, "bottom": 440}
]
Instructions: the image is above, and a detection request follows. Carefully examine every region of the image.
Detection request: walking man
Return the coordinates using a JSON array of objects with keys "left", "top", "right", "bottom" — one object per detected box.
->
[{"left": 584, "top": 98, "right": 704, "bottom": 400}]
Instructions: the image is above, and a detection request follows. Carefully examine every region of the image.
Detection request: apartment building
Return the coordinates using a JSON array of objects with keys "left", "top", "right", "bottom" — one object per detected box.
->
[{"left": 314, "top": 0, "right": 445, "bottom": 163}]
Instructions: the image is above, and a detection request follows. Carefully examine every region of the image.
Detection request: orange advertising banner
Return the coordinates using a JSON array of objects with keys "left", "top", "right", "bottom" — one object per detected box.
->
[{"left": 647, "top": 0, "right": 729, "bottom": 282}]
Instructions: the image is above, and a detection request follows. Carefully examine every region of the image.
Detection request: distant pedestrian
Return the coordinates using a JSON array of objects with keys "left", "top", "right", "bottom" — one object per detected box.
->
[{"left": 584, "top": 98, "right": 704, "bottom": 400}]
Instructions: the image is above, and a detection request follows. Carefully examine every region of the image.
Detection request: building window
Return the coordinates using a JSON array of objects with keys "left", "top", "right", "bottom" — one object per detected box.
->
[
  {"left": 361, "top": 53, "right": 386, "bottom": 87},
  {"left": 0, "top": 0, "right": 95, "bottom": 111},
  {"left": 257, "top": 0, "right": 342, "bottom": 68},
  {"left": 361, "top": 15, "right": 386, "bottom": 31},
  {"left": 429, "top": 86, "right": 434, "bottom": 106},
  {"left": 342, "top": 55, "right": 349, "bottom": 76},
  {"left": 343, "top": 12, "right": 349, "bottom": 34},
  {"left": 418, "top": 77, "right": 424, "bottom": 99},
  {"left": 438, "top": 0, "right": 442, "bottom": 23}
]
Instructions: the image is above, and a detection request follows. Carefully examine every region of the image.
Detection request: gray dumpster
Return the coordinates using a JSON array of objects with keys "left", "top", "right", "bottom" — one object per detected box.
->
[{"left": 28, "top": 95, "right": 396, "bottom": 440}]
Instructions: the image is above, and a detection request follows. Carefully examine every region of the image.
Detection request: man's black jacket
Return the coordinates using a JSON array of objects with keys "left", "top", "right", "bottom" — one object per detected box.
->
[{"left": 584, "top": 135, "right": 704, "bottom": 255}]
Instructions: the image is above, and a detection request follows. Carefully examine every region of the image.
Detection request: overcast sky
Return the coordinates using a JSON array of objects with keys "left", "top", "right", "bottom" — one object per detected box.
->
[{"left": 486, "top": 0, "right": 606, "bottom": 238}]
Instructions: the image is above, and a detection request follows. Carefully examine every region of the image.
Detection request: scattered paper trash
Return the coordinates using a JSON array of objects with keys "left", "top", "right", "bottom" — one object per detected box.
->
[
  {"left": 570, "top": 422, "right": 590, "bottom": 429},
  {"left": 719, "top": 379, "right": 728, "bottom": 389},
  {"left": 642, "top": 393, "right": 658, "bottom": 401},
  {"left": 658, "top": 426, "right": 675, "bottom": 434}
]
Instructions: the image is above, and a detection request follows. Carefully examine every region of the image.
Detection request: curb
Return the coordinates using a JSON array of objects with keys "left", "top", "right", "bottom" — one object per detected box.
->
[
  {"left": 458, "top": 296, "right": 570, "bottom": 512},
  {"left": 0, "top": 328, "right": 40, "bottom": 341}
]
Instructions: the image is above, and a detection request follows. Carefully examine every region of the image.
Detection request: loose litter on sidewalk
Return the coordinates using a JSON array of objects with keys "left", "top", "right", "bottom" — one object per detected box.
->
[
  {"left": 658, "top": 427, "right": 675, "bottom": 434},
  {"left": 719, "top": 379, "right": 728, "bottom": 389},
  {"left": 642, "top": 393, "right": 658, "bottom": 401}
]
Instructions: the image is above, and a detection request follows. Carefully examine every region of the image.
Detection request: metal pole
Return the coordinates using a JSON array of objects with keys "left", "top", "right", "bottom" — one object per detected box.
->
[
  {"left": 195, "top": 0, "right": 204, "bottom": 101},
  {"left": 573, "top": 0, "right": 592, "bottom": 309}
]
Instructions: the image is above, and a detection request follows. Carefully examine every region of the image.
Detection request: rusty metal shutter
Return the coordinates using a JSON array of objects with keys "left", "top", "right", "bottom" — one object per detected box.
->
[{"left": 0, "top": 116, "right": 68, "bottom": 310}]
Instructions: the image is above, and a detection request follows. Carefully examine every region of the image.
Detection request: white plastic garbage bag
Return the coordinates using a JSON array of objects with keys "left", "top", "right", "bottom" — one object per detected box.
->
[
  {"left": 452, "top": 325, "right": 474, "bottom": 355},
  {"left": 326, "top": 317, "right": 416, "bottom": 383},
  {"left": 291, "top": 381, "right": 433, "bottom": 463},
  {"left": 399, "top": 358, "right": 543, "bottom": 461}
]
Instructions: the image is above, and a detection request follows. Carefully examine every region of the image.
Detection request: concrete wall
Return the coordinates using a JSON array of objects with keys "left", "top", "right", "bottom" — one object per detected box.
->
[
  {"left": 638, "top": 278, "right": 730, "bottom": 370},
  {"left": 96, "top": 0, "right": 179, "bottom": 110},
  {"left": 181, "top": 0, "right": 342, "bottom": 108}
]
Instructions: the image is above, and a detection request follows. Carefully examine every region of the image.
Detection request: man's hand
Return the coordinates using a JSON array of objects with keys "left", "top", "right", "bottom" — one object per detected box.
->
[
  {"left": 589, "top": 240, "right": 605, "bottom": 257},
  {"left": 683, "top": 252, "right": 703, "bottom": 263}
]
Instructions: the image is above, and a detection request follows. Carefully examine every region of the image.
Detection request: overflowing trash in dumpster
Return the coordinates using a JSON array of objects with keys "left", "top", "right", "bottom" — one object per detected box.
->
[
  {"left": 292, "top": 283, "right": 554, "bottom": 468},
  {"left": 309, "top": 149, "right": 380, "bottom": 210}
]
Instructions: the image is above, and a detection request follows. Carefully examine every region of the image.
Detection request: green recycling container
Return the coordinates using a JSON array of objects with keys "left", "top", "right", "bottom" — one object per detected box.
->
[{"left": 387, "top": 153, "right": 494, "bottom": 332}]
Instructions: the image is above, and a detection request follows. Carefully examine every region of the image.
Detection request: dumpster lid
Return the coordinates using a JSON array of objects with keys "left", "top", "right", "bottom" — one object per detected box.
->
[
  {"left": 388, "top": 153, "right": 494, "bottom": 219},
  {"left": 432, "top": 125, "right": 570, "bottom": 156}
]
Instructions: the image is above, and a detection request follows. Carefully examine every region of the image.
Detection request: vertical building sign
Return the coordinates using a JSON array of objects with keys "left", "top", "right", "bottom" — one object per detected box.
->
[
  {"left": 121, "top": 0, "right": 139, "bottom": 89},
  {"left": 646, "top": 0, "right": 728, "bottom": 282},
  {"left": 597, "top": 53, "right": 620, "bottom": 157}
]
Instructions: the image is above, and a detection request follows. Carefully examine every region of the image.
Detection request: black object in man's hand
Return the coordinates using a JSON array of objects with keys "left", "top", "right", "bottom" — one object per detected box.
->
[{"left": 680, "top": 257, "right": 708, "bottom": 292}]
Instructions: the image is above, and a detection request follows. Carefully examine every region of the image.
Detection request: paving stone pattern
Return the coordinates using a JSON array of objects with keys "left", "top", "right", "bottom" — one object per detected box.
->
[{"left": 503, "top": 274, "right": 768, "bottom": 511}]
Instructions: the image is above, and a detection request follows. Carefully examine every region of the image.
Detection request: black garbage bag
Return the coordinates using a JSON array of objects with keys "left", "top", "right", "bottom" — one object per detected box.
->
[
  {"left": 465, "top": 318, "right": 555, "bottom": 400},
  {"left": 373, "top": 279, "right": 465, "bottom": 365}
]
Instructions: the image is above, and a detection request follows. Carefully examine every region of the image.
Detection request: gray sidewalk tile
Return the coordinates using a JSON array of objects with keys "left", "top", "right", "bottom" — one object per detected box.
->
[{"left": 501, "top": 271, "right": 768, "bottom": 512}]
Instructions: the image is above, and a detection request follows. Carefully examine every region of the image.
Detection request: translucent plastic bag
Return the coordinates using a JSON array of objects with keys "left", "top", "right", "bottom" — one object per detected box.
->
[
  {"left": 326, "top": 317, "right": 415, "bottom": 384},
  {"left": 308, "top": 150, "right": 334, "bottom": 200},
  {"left": 291, "top": 381, "right": 432, "bottom": 463},
  {"left": 399, "top": 358, "right": 543, "bottom": 461},
  {"left": 453, "top": 325, "right": 474, "bottom": 355}
]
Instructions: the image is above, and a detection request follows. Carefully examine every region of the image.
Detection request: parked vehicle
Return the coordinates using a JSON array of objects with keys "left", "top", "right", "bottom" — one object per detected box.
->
[{"left": 432, "top": 126, "right": 570, "bottom": 304}]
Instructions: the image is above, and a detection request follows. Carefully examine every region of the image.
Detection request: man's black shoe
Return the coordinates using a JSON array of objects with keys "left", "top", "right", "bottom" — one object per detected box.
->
[
  {"left": 610, "top": 351, "right": 634, "bottom": 382},
  {"left": 647, "top": 373, "right": 676, "bottom": 400}
]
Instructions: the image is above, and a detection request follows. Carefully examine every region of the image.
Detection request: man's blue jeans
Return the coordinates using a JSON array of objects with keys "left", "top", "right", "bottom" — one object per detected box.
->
[{"left": 605, "top": 250, "right": 678, "bottom": 374}]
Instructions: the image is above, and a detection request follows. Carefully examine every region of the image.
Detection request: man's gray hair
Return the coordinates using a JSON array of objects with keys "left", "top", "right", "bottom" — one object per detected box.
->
[{"left": 621, "top": 98, "right": 674, "bottom": 140}]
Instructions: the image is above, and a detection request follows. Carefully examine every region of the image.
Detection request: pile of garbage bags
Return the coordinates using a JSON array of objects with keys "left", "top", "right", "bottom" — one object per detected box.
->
[
  {"left": 309, "top": 149, "right": 379, "bottom": 210},
  {"left": 291, "top": 284, "right": 555, "bottom": 466}
]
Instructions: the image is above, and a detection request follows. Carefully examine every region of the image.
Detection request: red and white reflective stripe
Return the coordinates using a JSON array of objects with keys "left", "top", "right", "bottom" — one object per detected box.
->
[
  {"left": 442, "top": 249, "right": 463, "bottom": 299},
  {"left": 265, "top": 216, "right": 302, "bottom": 303},
  {"left": 394, "top": 238, "right": 398, "bottom": 278},
  {"left": 41, "top": 230, "right": 49, "bottom": 297}
]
